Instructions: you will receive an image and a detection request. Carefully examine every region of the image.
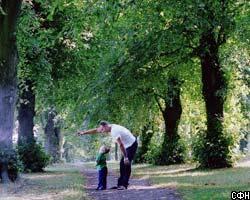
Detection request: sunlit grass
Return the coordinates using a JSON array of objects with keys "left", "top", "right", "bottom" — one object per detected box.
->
[
  {"left": 0, "top": 163, "right": 89, "bottom": 200},
  {"left": 131, "top": 162, "right": 250, "bottom": 200}
]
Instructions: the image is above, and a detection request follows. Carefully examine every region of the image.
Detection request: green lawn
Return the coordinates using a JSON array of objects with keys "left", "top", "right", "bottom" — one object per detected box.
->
[
  {"left": 72, "top": 160, "right": 250, "bottom": 200},
  {"left": 0, "top": 164, "right": 88, "bottom": 200},
  {"left": 131, "top": 162, "right": 250, "bottom": 200}
]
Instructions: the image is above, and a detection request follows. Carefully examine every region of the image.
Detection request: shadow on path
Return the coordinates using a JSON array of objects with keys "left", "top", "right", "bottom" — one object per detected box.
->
[{"left": 81, "top": 167, "right": 182, "bottom": 200}]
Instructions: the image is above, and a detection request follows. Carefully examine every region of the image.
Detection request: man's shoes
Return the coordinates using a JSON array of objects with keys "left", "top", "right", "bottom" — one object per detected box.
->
[
  {"left": 110, "top": 186, "right": 118, "bottom": 189},
  {"left": 117, "top": 185, "right": 127, "bottom": 190}
]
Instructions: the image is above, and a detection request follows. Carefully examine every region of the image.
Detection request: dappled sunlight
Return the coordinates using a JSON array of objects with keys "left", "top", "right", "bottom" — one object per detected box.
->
[
  {"left": 149, "top": 171, "right": 215, "bottom": 178},
  {"left": 1, "top": 164, "right": 86, "bottom": 200},
  {"left": 2, "top": 189, "right": 84, "bottom": 200},
  {"left": 236, "top": 158, "right": 250, "bottom": 167},
  {"left": 27, "top": 173, "right": 66, "bottom": 180},
  {"left": 134, "top": 166, "right": 195, "bottom": 176},
  {"left": 154, "top": 182, "right": 192, "bottom": 188}
]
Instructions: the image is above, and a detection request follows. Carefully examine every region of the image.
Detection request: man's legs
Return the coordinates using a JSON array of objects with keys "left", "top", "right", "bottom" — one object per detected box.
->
[
  {"left": 103, "top": 167, "right": 107, "bottom": 189},
  {"left": 118, "top": 157, "right": 126, "bottom": 187},
  {"left": 117, "top": 141, "right": 138, "bottom": 188},
  {"left": 97, "top": 169, "right": 102, "bottom": 189}
]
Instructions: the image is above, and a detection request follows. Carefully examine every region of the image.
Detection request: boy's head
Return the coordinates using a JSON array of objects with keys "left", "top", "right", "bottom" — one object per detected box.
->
[{"left": 99, "top": 145, "right": 110, "bottom": 154}]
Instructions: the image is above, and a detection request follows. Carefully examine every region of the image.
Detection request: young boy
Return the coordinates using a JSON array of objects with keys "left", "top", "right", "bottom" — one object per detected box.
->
[{"left": 96, "top": 145, "right": 110, "bottom": 190}]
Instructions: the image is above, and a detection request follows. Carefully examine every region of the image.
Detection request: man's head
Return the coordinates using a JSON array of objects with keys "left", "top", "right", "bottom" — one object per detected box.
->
[{"left": 97, "top": 120, "right": 111, "bottom": 133}]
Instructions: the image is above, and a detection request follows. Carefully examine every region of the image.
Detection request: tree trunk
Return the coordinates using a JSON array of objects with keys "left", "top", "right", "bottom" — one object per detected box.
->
[
  {"left": 160, "top": 77, "right": 184, "bottom": 165},
  {"left": 0, "top": 0, "right": 22, "bottom": 183},
  {"left": 17, "top": 79, "right": 35, "bottom": 145},
  {"left": 44, "top": 108, "right": 62, "bottom": 163},
  {"left": 199, "top": 31, "right": 231, "bottom": 168}
]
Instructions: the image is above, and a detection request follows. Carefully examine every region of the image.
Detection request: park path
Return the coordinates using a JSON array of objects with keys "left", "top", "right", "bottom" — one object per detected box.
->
[{"left": 81, "top": 167, "right": 182, "bottom": 200}]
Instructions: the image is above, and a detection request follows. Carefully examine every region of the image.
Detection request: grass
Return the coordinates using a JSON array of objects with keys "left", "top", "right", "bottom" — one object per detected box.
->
[
  {"left": 70, "top": 160, "right": 250, "bottom": 199},
  {"left": 131, "top": 162, "right": 250, "bottom": 200},
  {"left": 83, "top": 159, "right": 250, "bottom": 200},
  {"left": 5, "top": 160, "right": 248, "bottom": 200},
  {"left": 0, "top": 163, "right": 89, "bottom": 200}
]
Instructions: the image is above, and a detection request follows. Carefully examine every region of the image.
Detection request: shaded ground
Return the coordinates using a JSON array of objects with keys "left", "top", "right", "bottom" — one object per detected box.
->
[
  {"left": 82, "top": 167, "right": 182, "bottom": 200},
  {"left": 0, "top": 164, "right": 87, "bottom": 200}
]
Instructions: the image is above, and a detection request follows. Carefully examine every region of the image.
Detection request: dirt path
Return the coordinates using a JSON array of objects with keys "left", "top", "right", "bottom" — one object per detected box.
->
[{"left": 81, "top": 167, "right": 182, "bottom": 200}]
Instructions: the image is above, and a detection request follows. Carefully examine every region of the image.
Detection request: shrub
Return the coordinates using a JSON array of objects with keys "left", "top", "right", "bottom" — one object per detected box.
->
[
  {"left": 0, "top": 148, "right": 23, "bottom": 182},
  {"left": 145, "top": 132, "right": 186, "bottom": 165},
  {"left": 192, "top": 130, "right": 234, "bottom": 168},
  {"left": 17, "top": 141, "right": 50, "bottom": 172}
]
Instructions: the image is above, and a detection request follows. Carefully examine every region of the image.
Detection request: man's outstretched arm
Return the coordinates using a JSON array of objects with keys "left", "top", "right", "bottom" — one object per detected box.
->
[{"left": 78, "top": 128, "right": 98, "bottom": 135}]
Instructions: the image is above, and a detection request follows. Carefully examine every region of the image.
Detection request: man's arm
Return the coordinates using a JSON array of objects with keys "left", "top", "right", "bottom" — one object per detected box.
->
[
  {"left": 116, "top": 137, "right": 127, "bottom": 158},
  {"left": 117, "top": 137, "right": 130, "bottom": 165},
  {"left": 78, "top": 128, "right": 98, "bottom": 135}
]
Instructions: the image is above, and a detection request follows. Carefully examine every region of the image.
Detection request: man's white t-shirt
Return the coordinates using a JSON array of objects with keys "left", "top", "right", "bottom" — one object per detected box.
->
[{"left": 110, "top": 124, "right": 136, "bottom": 148}]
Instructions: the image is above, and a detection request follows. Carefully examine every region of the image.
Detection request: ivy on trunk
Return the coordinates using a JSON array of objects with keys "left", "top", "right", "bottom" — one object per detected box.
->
[
  {"left": 198, "top": 30, "right": 232, "bottom": 168},
  {"left": 17, "top": 79, "right": 35, "bottom": 145},
  {"left": 155, "top": 77, "right": 186, "bottom": 165}
]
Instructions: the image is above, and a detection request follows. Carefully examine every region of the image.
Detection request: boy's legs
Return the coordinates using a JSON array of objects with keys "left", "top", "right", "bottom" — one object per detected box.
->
[{"left": 97, "top": 167, "right": 107, "bottom": 190}]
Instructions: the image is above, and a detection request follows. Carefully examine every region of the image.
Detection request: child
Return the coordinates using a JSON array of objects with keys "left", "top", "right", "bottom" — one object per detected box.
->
[{"left": 96, "top": 145, "right": 110, "bottom": 190}]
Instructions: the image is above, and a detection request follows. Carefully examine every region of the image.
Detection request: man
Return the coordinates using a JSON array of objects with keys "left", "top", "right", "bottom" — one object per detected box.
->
[{"left": 78, "top": 121, "right": 138, "bottom": 190}]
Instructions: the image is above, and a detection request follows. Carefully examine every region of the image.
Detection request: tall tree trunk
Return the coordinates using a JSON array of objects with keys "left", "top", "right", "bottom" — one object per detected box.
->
[
  {"left": 43, "top": 108, "right": 62, "bottom": 163},
  {"left": 17, "top": 79, "right": 35, "bottom": 145},
  {"left": 0, "top": 0, "right": 22, "bottom": 183},
  {"left": 158, "top": 77, "right": 184, "bottom": 165},
  {"left": 199, "top": 31, "right": 231, "bottom": 168}
]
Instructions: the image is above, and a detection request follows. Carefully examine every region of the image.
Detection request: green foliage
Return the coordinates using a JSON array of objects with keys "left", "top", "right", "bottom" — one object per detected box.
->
[
  {"left": 134, "top": 127, "right": 154, "bottom": 163},
  {"left": 158, "top": 136, "right": 186, "bottom": 165},
  {"left": 0, "top": 149, "right": 23, "bottom": 182},
  {"left": 145, "top": 141, "right": 163, "bottom": 165},
  {"left": 145, "top": 131, "right": 187, "bottom": 165},
  {"left": 14, "top": 0, "right": 249, "bottom": 167},
  {"left": 17, "top": 141, "right": 50, "bottom": 172},
  {"left": 192, "top": 129, "right": 234, "bottom": 169}
]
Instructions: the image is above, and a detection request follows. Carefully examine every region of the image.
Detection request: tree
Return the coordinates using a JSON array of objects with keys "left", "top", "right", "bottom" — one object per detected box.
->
[
  {"left": 17, "top": 0, "right": 92, "bottom": 163},
  {"left": 80, "top": 0, "right": 248, "bottom": 167},
  {"left": 0, "top": 0, "right": 22, "bottom": 183}
]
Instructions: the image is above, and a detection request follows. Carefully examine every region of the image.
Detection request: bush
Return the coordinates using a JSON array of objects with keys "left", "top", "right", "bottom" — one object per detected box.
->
[
  {"left": 192, "top": 130, "right": 234, "bottom": 168},
  {"left": 145, "top": 133, "right": 186, "bottom": 165},
  {"left": 134, "top": 128, "right": 154, "bottom": 164},
  {"left": 0, "top": 148, "right": 23, "bottom": 182},
  {"left": 145, "top": 141, "right": 163, "bottom": 165},
  {"left": 17, "top": 141, "right": 50, "bottom": 172}
]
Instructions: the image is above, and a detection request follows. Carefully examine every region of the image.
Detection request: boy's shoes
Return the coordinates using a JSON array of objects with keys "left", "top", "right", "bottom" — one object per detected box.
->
[
  {"left": 117, "top": 185, "right": 127, "bottom": 190},
  {"left": 96, "top": 187, "right": 106, "bottom": 190}
]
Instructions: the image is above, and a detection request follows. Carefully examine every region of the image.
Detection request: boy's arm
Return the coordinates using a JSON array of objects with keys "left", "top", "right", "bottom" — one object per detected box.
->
[{"left": 78, "top": 128, "right": 98, "bottom": 135}]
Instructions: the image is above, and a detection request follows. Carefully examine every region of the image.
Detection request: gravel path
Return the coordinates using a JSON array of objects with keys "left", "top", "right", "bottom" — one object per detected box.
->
[{"left": 81, "top": 167, "right": 182, "bottom": 200}]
